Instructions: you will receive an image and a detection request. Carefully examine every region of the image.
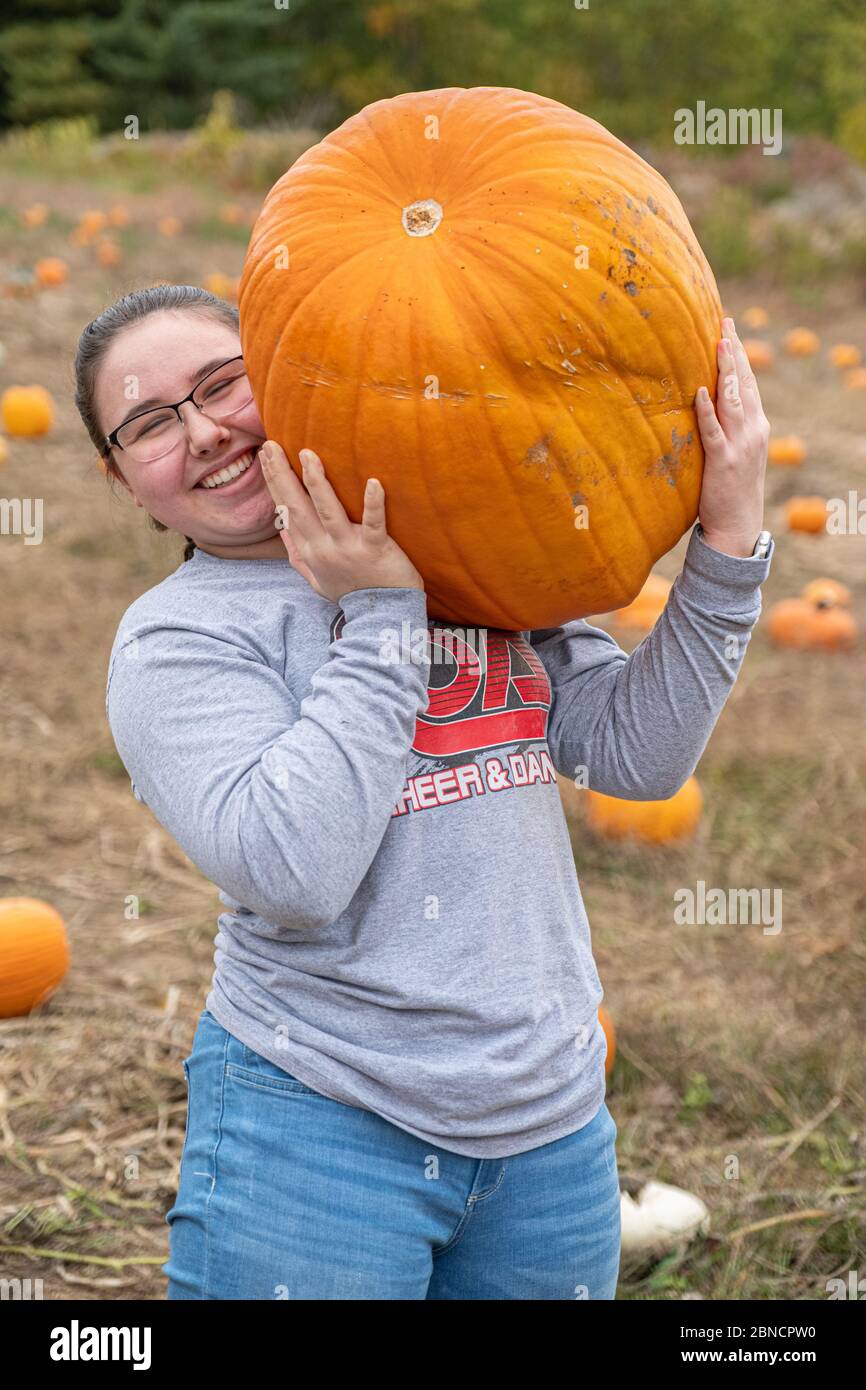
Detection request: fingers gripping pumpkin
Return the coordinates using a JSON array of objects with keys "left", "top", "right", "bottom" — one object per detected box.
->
[{"left": 240, "top": 87, "right": 722, "bottom": 628}]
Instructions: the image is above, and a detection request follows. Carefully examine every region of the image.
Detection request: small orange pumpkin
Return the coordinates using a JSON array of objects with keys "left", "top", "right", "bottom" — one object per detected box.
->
[
  {"left": 219, "top": 203, "right": 245, "bottom": 225},
  {"left": 612, "top": 573, "right": 671, "bottom": 631},
  {"left": 785, "top": 496, "right": 828, "bottom": 534},
  {"left": 801, "top": 577, "right": 851, "bottom": 607},
  {"left": 767, "top": 596, "right": 856, "bottom": 650},
  {"left": 742, "top": 306, "right": 769, "bottom": 330},
  {"left": 34, "top": 257, "right": 68, "bottom": 288},
  {"left": 158, "top": 215, "right": 183, "bottom": 237},
  {"left": 598, "top": 1005, "right": 616, "bottom": 1078},
  {"left": 0, "top": 898, "right": 70, "bottom": 1018},
  {"left": 845, "top": 367, "right": 866, "bottom": 391},
  {"left": 1, "top": 384, "right": 55, "bottom": 436},
  {"left": 78, "top": 209, "right": 108, "bottom": 239},
  {"left": 829, "top": 344, "right": 861, "bottom": 370},
  {"left": 204, "top": 271, "right": 234, "bottom": 298},
  {"left": 585, "top": 775, "right": 703, "bottom": 844},
  {"left": 96, "top": 237, "right": 122, "bottom": 267},
  {"left": 22, "top": 203, "right": 49, "bottom": 227},
  {"left": 743, "top": 339, "right": 775, "bottom": 371},
  {"left": 784, "top": 327, "right": 820, "bottom": 356},
  {"left": 768, "top": 435, "right": 807, "bottom": 466},
  {"left": 108, "top": 204, "right": 130, "bottom": 227}
]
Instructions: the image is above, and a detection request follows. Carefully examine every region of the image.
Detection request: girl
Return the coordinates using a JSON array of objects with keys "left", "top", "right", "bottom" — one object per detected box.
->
[{"left": 76, "top": 282, "right": 772, "bottom": 1300}]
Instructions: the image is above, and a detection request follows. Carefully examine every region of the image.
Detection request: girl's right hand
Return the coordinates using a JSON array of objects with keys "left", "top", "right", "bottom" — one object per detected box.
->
[{"left": 257, "top": 441, "right": 426, "bottom": 604}]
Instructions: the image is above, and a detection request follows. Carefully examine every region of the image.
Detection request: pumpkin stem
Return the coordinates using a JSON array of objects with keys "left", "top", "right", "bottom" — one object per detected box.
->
[{"left": 402, "top": 199, "right": 443, "bottom": 237}]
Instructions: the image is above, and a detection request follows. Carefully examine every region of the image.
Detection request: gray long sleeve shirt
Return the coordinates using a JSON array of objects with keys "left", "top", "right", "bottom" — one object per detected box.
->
[{"left": 105, "top": 523, "right": 774, "bottom": 1156}]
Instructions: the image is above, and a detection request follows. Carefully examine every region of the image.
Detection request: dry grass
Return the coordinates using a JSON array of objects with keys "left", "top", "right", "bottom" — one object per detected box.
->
[
  {"left": 0, "top": 159, "right": 864, "bottom": 1300},
  {"left": 571, "top": 286, "right": 866, "bottom": 1298}
]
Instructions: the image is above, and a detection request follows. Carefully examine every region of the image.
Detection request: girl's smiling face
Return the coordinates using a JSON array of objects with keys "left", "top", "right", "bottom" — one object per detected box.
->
[{"left": 94, "top": 308, "right": 286, "bottom": 559}]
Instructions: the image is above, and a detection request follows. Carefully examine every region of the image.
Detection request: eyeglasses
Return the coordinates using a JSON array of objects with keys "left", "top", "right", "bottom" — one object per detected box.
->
[{"left": 103, "top": 355, "right": 254, "bottom": 464}]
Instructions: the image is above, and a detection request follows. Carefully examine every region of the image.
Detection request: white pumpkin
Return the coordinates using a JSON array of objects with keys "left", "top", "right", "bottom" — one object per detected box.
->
[{"left": 620, "top": 1181, "right": 710, "bottom": 1254}]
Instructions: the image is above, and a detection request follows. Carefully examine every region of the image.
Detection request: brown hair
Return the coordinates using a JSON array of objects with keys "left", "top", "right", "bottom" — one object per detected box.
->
[{"left": 73, "top": 283, "right": 240, "bottom": 563}]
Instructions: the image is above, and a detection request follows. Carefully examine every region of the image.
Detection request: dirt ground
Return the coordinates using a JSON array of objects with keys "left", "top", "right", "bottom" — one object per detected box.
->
[{"left": 0, "top": 169, "right": 864, "bottom": 1300}]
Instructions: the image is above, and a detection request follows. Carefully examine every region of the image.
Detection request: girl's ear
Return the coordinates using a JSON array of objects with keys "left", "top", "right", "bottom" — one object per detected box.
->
[
  {"left": 111, "top": 466, "right": 143, "bottom": 507},
  {"left": 109, "top": 459, "right": 136, "bottom": 499}
]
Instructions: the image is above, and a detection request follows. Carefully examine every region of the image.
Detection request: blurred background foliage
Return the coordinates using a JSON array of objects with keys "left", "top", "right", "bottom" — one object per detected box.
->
[
  {"left": 1, "top": 0, "right": 865, "bottom": 299},
  {"left": 1, "top": 0, "right": 865, "bottom": 163}
]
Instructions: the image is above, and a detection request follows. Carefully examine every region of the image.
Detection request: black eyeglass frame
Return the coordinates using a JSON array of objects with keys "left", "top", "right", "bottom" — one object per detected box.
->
[{"left": 102, "top": 354, "right": 249, "bottom": 458}]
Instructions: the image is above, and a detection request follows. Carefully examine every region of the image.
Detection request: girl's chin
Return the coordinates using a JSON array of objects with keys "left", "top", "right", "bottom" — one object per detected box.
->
[{"left": 184, "top": 481, "right": 279, "bottom": 545}]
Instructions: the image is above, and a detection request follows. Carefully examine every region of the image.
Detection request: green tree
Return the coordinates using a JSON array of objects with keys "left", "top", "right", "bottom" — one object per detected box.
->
[
  {"left": 0, "top": 0, "right": 863, "bottom": 162},
  {"left": 0, "top": 19, "right": 108, "bottom": 123}
]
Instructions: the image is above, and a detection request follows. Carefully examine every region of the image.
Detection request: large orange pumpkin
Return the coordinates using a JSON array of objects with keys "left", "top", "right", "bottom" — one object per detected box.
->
[
  {"left": 240, "top": 87, "right": 722, "bottom": 628},
  {"left": 0, "top": 898, "right": 70, "bottom": 1017}
]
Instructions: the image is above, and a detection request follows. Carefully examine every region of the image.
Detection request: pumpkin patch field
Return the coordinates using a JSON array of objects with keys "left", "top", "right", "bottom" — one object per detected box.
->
[{"left": 0, "top": 117, "right": 865, "bottom": 1303}]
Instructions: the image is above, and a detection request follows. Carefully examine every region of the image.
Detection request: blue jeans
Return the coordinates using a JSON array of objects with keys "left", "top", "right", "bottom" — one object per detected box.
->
[{"left": 164, "top": 1009, "right": 621, "bottom": 1300}]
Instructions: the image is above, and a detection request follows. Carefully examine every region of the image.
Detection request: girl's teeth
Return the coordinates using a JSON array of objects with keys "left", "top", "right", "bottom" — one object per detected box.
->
[{"left": 201, "top": 450, "right": 255, "bottom": 488}]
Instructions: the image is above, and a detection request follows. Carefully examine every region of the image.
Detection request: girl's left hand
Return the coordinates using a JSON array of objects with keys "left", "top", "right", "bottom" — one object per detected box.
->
[{"left": 694, "top": 316, "right": 770, "bottom": 557}]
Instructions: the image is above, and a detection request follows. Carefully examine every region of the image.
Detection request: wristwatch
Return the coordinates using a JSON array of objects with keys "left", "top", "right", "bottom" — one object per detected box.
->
[
  {"left": 752, "top": 530, "right": 772, "bottom": 560},
  {"left": 695, "top": 522, "right": 772, "bottom": 559}
]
